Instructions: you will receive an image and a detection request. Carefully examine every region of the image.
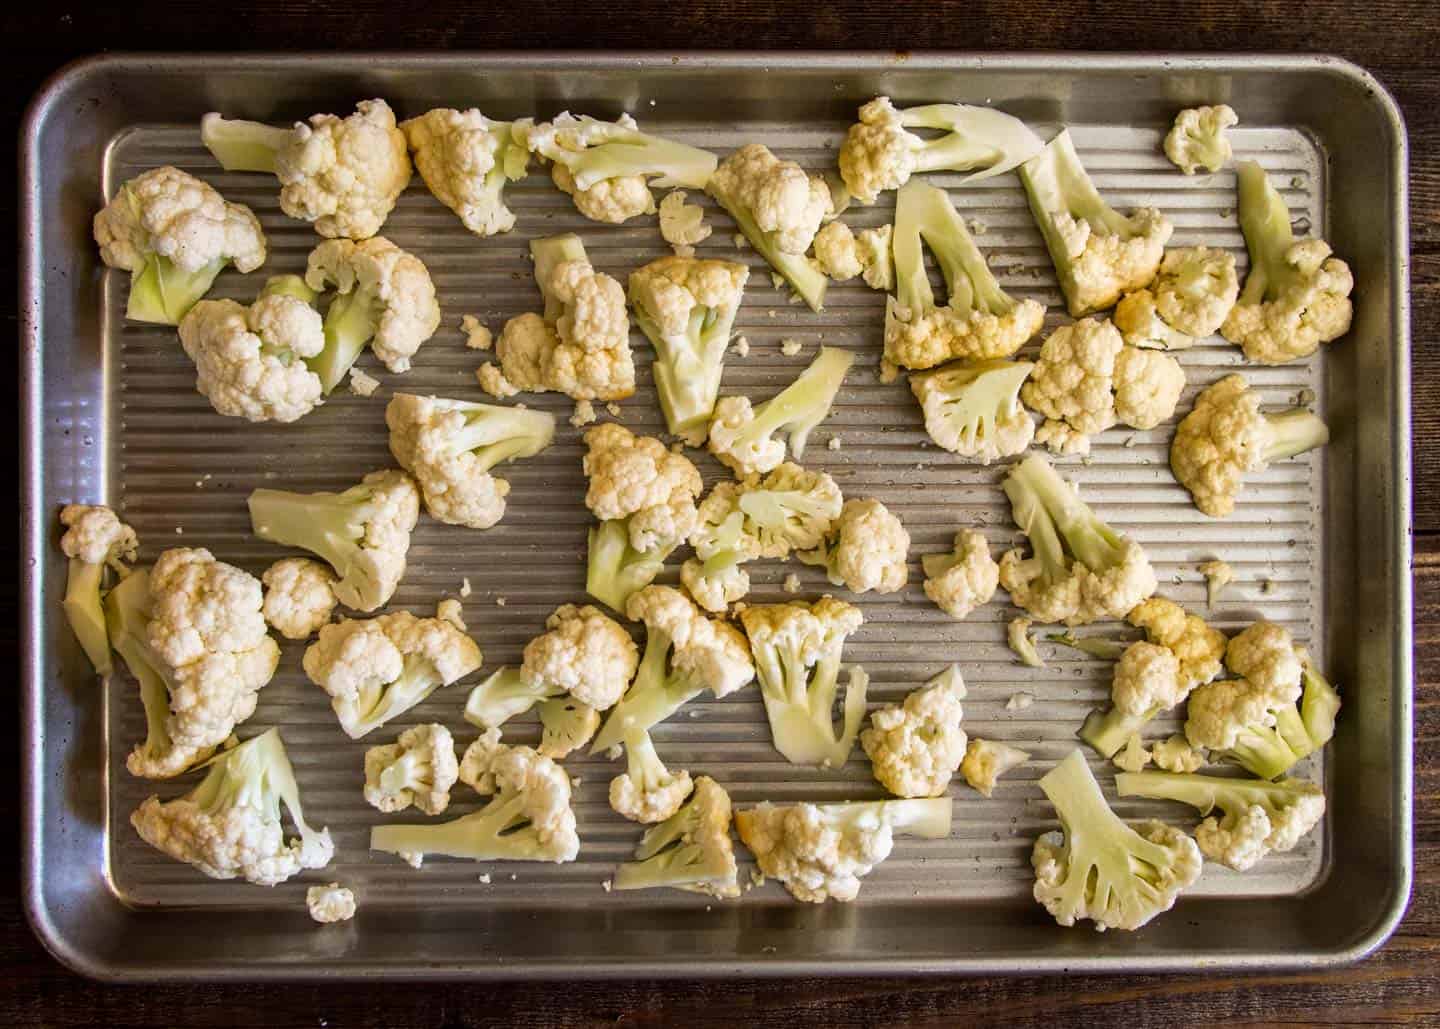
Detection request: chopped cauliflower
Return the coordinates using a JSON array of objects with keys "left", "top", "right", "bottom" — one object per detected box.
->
[
  {"left": 363, "top": 723, "right": 459, "bottom": 815},
  {"left": 1128, "top": 597, "right": 1228, "bottom": 691},
  {"left": 570, "top": 399, "right": 597, "bottom": 427},
  {"left": 552, "top": 162, "right": 654, "bottom": 223},
  {"left": 1199, "top": 559, "right": 1234, "bottom": 608},
  {"left": 93, "top": 165, "right": 266, "bottom": 325},
  {"left": 681, "top": 559, "right": 750, "bottom": 614},
  {"left": 813, "top": 220, "right": 865, "bottom": 280},
  {"left": 707, "top": 143, "right": 829, "bottom": 255},
  {"left": 707, "top": 346, "right": 853, "bottom": 475},
  {"left": 131, "top": 729, "right": 332, "bottom": 886},
  {"left": 658, "top": 190, "right": 713, "bottom": 247},
  {"left": 1220, "top": 161, "right": 1353, "bottom": 364},
  {"left": 609, "top": 729, "right": 694, "bottom": 824},
  {"left": 522, "top": 604, "right": 638, "bottom": 711},
  {"left": 1150, "top": 246, "right": 1239, "bottom": 338},
  {"left": 302, "top": 610, "right": 482, "bottom": 738},
  {"left": 58, "top": 503, "right": 137, "bottom": 675},
  {"left": 1008, "top": 617, "right": 1045, "bottom": 667},
  {"left": 861, "top": 665, "right": 968, "bottom": 797},
  {"left": 1113, "top": 289, "right": 1195, "bottom": 351},
  {"left": 910, "top": 358, "right": 1036, "bottom": 463},
  {"left": 922, "top": 529, "right": 999, "bottom": 619},
  {"left": 1163, "top": 105, "right": 1238, "bottom": 175},
  {"left": 1152, "top": 734, "right": 1208, "bottom": 773},
  {"left": 436, "top": 598, "right": 465, "bottom": 631},
  {"left": 1226, "top": 621, "right": 1303, "bottom": 705},
  {"left": 800, "top": 498, "right": 910, "bottom": 595},
  {"left": 202, "top": 100, "right": 411, "bottom": 240},
  {"left": 1170, "top": 373, "right": 1330, "bottom": 517},
  {"left": 461, "top": 314, "right": 493, "bottom": 350},
  {"left": 780, "top": 337, "right": 804, "bottom": 357},
  {"left": 307, "top": 883, "right": 356, "bottom": 924},
  {"left": 261, "top": 557, "right": 337, "bottom": 640},
  {"left": 348, "top": 367, "right": 381, "bottom": 397},
  {"left": 1112, "top": 733, "right": 1153, "bottom": 773},
  {"left": 960, "top": 738, "right": 1030, "bottom": 797},
  {"left": 400, "top": 108, "right": 530, "bottom": 236},
  {"left": 1113, "top": 346, "right": 1186, "bottom": 431},
  {"left": 1183, "top": 676, "right": 1279, "bottom": 753},
  {"left": 612, "top": 776, "right": 740, "bottom": 898}
]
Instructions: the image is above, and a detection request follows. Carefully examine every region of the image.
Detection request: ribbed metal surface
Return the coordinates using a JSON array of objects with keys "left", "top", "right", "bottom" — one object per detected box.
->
[{"left": 104, "top": 120, "right": 1326, "bottom": 912}]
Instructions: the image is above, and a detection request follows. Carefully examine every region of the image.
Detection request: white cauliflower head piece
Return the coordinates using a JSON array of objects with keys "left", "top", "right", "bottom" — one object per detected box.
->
[
  {"left": 261, "top": 557, "right": 337, "bottom": 640},
  {"left": 707, "top": 143, "right": 831, "bottom": 254},
  {"left": 305, "top": 237, "right": 441, "bottom": 374},
  {"left": 401, "top": 108, "right": 530, "bottom": 237},
  {"left": 961, "top": 738, "right": 1031, "bottom": 797},
  {"left": 363, "top": 723, "right": 460, "bottom": 815},
  {"left": 1112, "top": 346, "right": 1185, "bottom": 431},
  {"left": 922, "top": 529, "right": 1000, "bottom": 620},
  {"left": 861, "top": 665, "right": 968, "bottom": 797},
  {"left": 521, "top": 604, "right": 639, "bottom": 710},
  {"left": 582, "top": 423, "right": 702, "bottom": 547},
  {"left": 1225, "top": 621, "right": 1303, "bottom": 705},
  {"left": 802, "top": 497, "right": 911, "bottom": 595},
  {"left": 1163, "top": 105, "right": 1238, "bottom": 176},
  {"left": 1022, "top": 317, "right": 1122, "bottom": 456}
]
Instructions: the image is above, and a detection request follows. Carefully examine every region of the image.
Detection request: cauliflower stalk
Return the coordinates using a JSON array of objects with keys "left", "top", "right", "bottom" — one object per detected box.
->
[
  {"left": 58, "top": 503, "right": 138, "bottom": 675},
  {"left": 107, "top": 555, "right": 279, "bottom": 780},
  {"left": 739, "top": 597, "right": 867, "bottom": 767},
  {"left": 922, "top": 529, "right": 999, "bottom": 620},
  {"left": 909, "top": 359, "right": 1035, "bottom": 463},
  {"left": 372, "top": 732, "right": 580, "bottom": 865},
  {"left": 401, "top": 108, "right": 531, "bottom": 236},
  {"left": 485, "top": 234, "right": 636, "bottom": 401},
  {"left": 178, "top": 275, "right": 327, "bottom": 423},
  {"left": 363, "top": 723, "right": 460, "bottom": 815},
  {"left": 1031, "top": 750, "right": 1201, "bottom": 931},
  {"left": 131, "top": 728, "right": 333, "bottom": 886},
  {"left": 526, "top": 112, "right": 717, "bottom": 224},
  {"left": 860, "top": 665, "right": 968, "bottom": 798},
  {"left": 386, "top": 393, "right": 556, "bottom": 530},
  {"left": 999, "top": 454, "right": 1157, "bottom": 626},
  {"left": 1220, "top": 161, "right": 1354, "bottom": 364},
  {"left": 735, "top": 797, "right": 953, "bottom": 903},
  {"left": 838, "top": 97, "right": 1043, "bottom": 204},
  {"left": 707, "top": 345, "right": 853, "bottom": 475},
  {"left": 609, "top": 728, "right": 694, "bottom": 824},
  {"left": 201, "top": 100, "right": 411, "bottom": 239},
  {"left": 247, "top": 469, "right": 420, "bottom": 612},
  {"left": 590, "top": 585, "right": 754, "bottom": 753},
  {"left": 628, "top": 256, "right": 749, "bottom": 438},
  {"left": 1170, "top": 373, "right": 1330, "bottom": 518},
  {"left": 707, "top": 144, "right": 831, "bottom": 312},
  {"left": 614, "top": 776, "right": 739, "bottom": 898},
  {"left": 93, "top": 166, "right": 266, "bottom": 325},
  {"left": 304, "top": 237, "right": 442, "bottom": 394},
  {"left": 884, "top": 180, "right": 1045, "bottom": 371},
  {"left": 582, "top": 423, "right": 703, "bottom": 613},
  {"left": 303, "top": 610, "right": 481, "bottom": 739},
  {"left": 1116, "top": 770, "right": 1325, "bottom": 872},
  {"left": 1019, "top": 130, "right": 1174, "bottom": 317},
  {"left": 1163, "top": 105, "right": 1238, "bottom": 176},
  {"left": 799, "top": 497, "right": 911, "bottom": 595}
]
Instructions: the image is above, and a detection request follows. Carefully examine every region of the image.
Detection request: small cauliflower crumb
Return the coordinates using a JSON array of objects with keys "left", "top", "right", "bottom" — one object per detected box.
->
[
  {"left": 960, "top": 738, "right": 1030, "bottom": 797},
  {"left": 658, "top": 190, "right": 712, "bottom": 247},
  {"left": 606, "top": 402, "right": 622, "bottom": 417},
  {"left": 607, "top": 744, "right": 623, "bottom": 760},
  {"left": 1152, "top": 734, "right": 1208, "bottom": 773},
  {"left": 460, "top": 577, "right": 472, "bottom": 598},
  {"left": 783, "top": 573, "right": 801, "bottom": 594},
  {"left": 306, "top": 883, "right": 356, "bottom": 924},
  {"left": 348, "top": 367, "right": 381, "bottom": 397},
  {"left": 496, "top": 596, "right": 507, "bottom": 607},
  {"left": 1113, "top": 733, "right": 1153, "bottom": 773},
  {"left": 750, "top": 868, "right": 766, "bottom": 888},
  {"left": 780, "top": 338, "right": 803, "bottom": 357},
  {"left": 1199, "top": 559, "right": 1235, "bottom": 609},
  {"left": 571, "top": 776, "right": 583, "bottom": 787},
  {"left": 733, "top": 233, "right": 749, "bottom": 249},
  {"left": 436, "top": 597, "right": 465, "bottom": 631},
  {"left": 770, "top": 272, "right": 786, "bottom": 291},
  {"left": 570, "top": 399, "right": 598, "bottom": 428},
  {"left": 734, "top": 335, "right": 751, "bottom": 357},
  {"left": 461, "top": 314, "right": 493, "bottom": 351},
  {"left": 602, "top": 879, "right": 613, "bottom": 893},
  {"left": 476, "top": 362, "right": 519, "bottom": 398},
  {"left": 479, "top": 873, "right": 492, "bottom": 884},
  {"left": 1006, "top": 692, "right": 1034, "bottom": 712},
  {"left": 1008, "top": 618, "right": 1045, "bottom": 667},
  {"left": 174, "top": 527, "right": 184, "bottom": 535},
  {"left": 673, "top": 244, "right": 695, "bottom": 258},
  {"left": 879, "top": 358, "right": 900, "bottom": 385},
  {"left": 827, "top": 436, "right": 842, "bottom": 452},
  {"left": 970, "top": 219, "right": 988, "bottom": 235}
]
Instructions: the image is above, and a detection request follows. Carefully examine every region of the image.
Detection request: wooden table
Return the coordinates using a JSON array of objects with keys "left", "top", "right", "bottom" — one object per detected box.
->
[{"left": 3, "top": 4, "right": 1436, "bottom": 1024}]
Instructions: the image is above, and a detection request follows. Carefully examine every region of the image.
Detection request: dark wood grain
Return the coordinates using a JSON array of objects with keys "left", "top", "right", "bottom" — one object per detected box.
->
[{"left": 5, "top": 2, "right": 1439, "bottom": 1024}]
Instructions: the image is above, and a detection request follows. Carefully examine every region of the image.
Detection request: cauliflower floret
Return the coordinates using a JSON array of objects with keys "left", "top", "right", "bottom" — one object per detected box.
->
[
  {"left": 1113, "top": 289, "right": 1195, "bottom": 351},
  {"left": 801, "top": 498, "right": 910, "bottom": 595},
  {"left": 1183, "top": 677, "right": 1278, "bottom": 752},
  {"left": 861, "top": 666, "right": 968, "bottom": 797},
  {"left": 307, "top": 883, "right": 356, "bottom": 923},
  {"left": 1022, "top": 317, "right": 1122, "bottom": 455},
  {"left": 302, "top": 611, "right": 482, "bottom": 738},
  {"left": 681, "top": 558, "right": 750, "bottom": 614},
  {"left": 58, "top": 503, "right": 137, "bottom": 676},
  {"left": 146, "top": 547, "right": 269, "bottom": 670},
  {"left": 1163, "top": 105, "right": 1238, "bottom": 175},
  {"left": 261, "top": 557, "right": 337, "bottom": 640},
  {"left": 93, "top": 166, "right": 266, "bottom": 324},
  {"left": 910, "top": 358, "right": 1036, "bottom": 463},
  {"left": 305, "top": 237, "right": 441, "bottom": 376},
  {"left": 401, "top": 108, "right": 530, "bottom": 237},
  {"left": 960, "top": 738, "right": 1030, "bottom": 797},
  {"left": 706, "top": 346, "right": 853, "bottom": 475},
  {"left": 706, "top": 143, "right": 830, "bottom": 254},
  {"left": 658, "top": 190, "right": 712, "bottom": 247},
  {"left": 363, "top": 723, "right": 460, "bottom": 815},
  {"left": 857, "top": 226, "right": 895, "bottom": 291},
  {"left": 1127, "top": 597, "right": 1228, "bottom": 690},
  {"left": 1170, "top": 373, "right": 1330, "bottom": 517},
  {"left": 521, "top": 604, "right": 638, "bottom": 711},
  {"left": 1112, "top": 642, "right": 1185, "bottom": 717},
  {"left": 813, "top": 220, "right": 865, "bottom": 280},
  {"left": 1152, "top": 734, "right": 1208, "bottom": 773},
  {"left": 131, "top": 729, "right": 332, "bottom": 886},
  {"left": 884, "top": 298, "right": 1045, "bottom": 373},
  {"left": 1113, "top": 346, "right": 1185, "bottom": 431},
  {"left": 1151, "top": 246, "right": 1240, "bottom": 337},
  {"left": 60, "top": 504, "right": 138, "bottom": 568},
  {"left": 1220, "top": 162, "right": 1354, "bottom": 364},
  {"left": 552, "top": 163, "right": 654, "bottom": 224},
  {"left": 922, "top": 529, "right": 1000, "bottom": 619},
  {"left": 177, "top": 283, "right": 327, "bottom": 424},
  {"left": 583, "top": 423, "right": 703, "bottom": 530},
  {"left": 461, "top": 314, "right": 493, "bottom": 350},
  {"left": 1112, "top": 733, "right": 1153, "bottom": 773},
  {"left": 204, "top": 100, "right": 411, "bottom": 239},
  {"left": 612, "top": 776, "right": 740, "bottom": 897},
  {"left": 1199, "top": 559, "right": 1234, "bottom": 608},
  {"left": 735, "top": 797, "right": 952, "bottom": 903},
  {"left": 1226, "top": 621, "right": 1304, "bottom": 705},
  {"left": 386, "top": 393, "right": 556, "bottom": 530},
  {"left": 608, "top": 730, "right": 694, "bottom": 824}
]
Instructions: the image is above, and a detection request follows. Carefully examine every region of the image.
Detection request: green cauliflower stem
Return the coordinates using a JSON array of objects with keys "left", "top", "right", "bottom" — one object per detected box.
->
[
  {"left": 528, "top": 112, "right": 717, "bottom": 193},
  {"left": 58, "top": 504, "right": 139, "bottom": 675},
  {"left": 884, "top": 180, "right": 1045, "bottom": 370},
  {"left": 464, "top": 667, "right": 563, "bottom": 729},
  {"left": 585, "top": 517, "right": 675, "bottom": 614},
  {"left": 614, "top": 776, "right": 740, "bottom": 897},
  {"left": 1032, "top": 750, "right": 1201, "bottom": 931},
  {"left": 200, "top": 116, "right": 295, "bottom": 173},
  {"left": 1019, "top": 130, "right": 1172, "bottom": 317}
]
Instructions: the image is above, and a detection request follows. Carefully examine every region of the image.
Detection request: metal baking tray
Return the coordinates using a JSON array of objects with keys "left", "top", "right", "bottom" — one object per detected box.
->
[{"left": 20, "top": 53, "right": 1412, "bottom": 980}]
